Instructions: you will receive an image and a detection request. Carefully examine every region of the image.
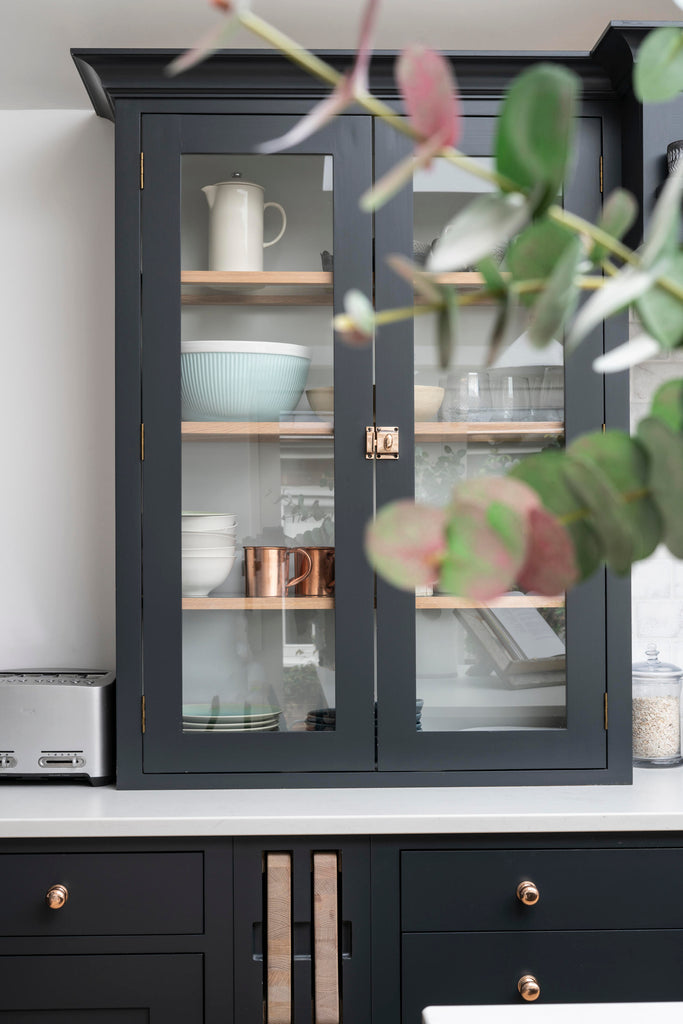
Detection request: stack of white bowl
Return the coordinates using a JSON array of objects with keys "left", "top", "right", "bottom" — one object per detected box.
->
[{"left": 181, "top": 513, "right": 238, "bottom": 597}]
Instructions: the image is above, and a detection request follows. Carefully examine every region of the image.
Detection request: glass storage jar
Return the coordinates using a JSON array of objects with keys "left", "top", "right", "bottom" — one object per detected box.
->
[{"left": 632, "top": 645, "right": 683, "bottom": 767}]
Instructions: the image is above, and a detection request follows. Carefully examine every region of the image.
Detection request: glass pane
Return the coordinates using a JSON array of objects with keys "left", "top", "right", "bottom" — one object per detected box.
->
[
  {"left": 413, "top": 158, "right": 566, "bottom": 734},
  {"left": 180, "top": 154, "right": 336, "bottom": 735}
]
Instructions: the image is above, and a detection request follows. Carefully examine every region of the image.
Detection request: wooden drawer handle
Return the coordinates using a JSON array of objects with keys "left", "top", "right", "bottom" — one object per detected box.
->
[
  {"left": 516, "top": 880, "right": 540, "bottom": 906},
  {"left": 45, "top": 884, "right": 69, "bottom": 910},
  {"left": 266, "top": 853, "right": 292, "bottom": 1024},
  {"left": 518, "top": 975, "right": 540, "bottom": 1002},
  {"left": 313, "top": 852, "right": 340, "bottom": 1024}
]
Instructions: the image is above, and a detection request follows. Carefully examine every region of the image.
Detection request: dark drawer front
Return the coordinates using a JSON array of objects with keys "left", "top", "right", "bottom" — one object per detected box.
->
[
  {"left": 0, "top": 852, "right": 204, "bottom": 935},
  {"left": 403, "top": 931, "right": 683, "bottom": 1020},
  {"left": 401, "top": 848, "right": 683, "bottom": 931}
]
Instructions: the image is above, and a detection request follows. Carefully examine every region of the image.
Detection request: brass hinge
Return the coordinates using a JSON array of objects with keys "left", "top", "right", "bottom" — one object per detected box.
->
[
  {"left": 365, "top": 425, "right": 399, "bottom": 460},
  {"left": 140, "top": 152, "right": 144, "bottom": 190},
  {"left": 599, "top": 154, "right": 603, "bottom": 195},
  {"left": 141, "top": 695, "right": 146, "bottom": 733},
  {"left": 604, "top": 692, "right": 608, "bottom": 731},
  {"left": 140, "top": 423, "right": 145, "bottom": 461}
]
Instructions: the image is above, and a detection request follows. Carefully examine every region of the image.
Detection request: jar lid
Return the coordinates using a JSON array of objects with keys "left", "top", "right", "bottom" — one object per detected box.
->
[{"left": 632, "top": 644, "right": 683, "bottom": 680}]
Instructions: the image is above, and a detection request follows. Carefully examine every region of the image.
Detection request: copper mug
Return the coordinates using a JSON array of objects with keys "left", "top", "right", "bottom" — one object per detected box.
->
[
  {"left": 294, "top": 547, "right": 335, "bottom": 597},
  {"left": 244, "top": 546, "right": 312, "bottom": 598}
]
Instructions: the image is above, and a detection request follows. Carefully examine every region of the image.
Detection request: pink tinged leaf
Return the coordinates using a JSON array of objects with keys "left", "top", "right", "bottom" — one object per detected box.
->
[
  {"left": 365, "top": 501, "right": 448, "bottom": 590},
  {"left": 360, "top": 133, "right": 446, "bottom": 211},
  {"left": 352, "top": 0, "right": 383, "bottom": 90},
  {"left": 517, "top": 506, "right": 578, "bottom": 595},
  {"left": 438, "top": 477, "right": 536, "bottom": 601},
  {"left": 454, "top": 476, "right": 542, "bottom": 519},
  {"left": 386, "top": 254, "right": 442, "bottom": 304},
  {"left": 396, "top": 45, "right": 461, "bottom": 148},
  {"left": 257, "top": 77, "right": 355, "bottom": 154},
  {"left": 440, "top": 499, "right": 527, "bottom": 601},
  {"left": 166, "top": 2, "right": 249, "bottom": 77},
  {"left": 258, "top": 0, "right": 381, "bottom": 154}
]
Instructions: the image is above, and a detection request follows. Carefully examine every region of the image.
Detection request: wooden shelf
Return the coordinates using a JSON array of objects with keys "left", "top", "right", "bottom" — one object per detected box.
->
[
  {"left": 415, "top": 421, "right": 563, "bottom": 443},
  {"left": 416, "top": 595, "right": 565, "bottom": 609},
  {"left": 181, "top": 270, "right": 333, "bottom": 306},
  {"left": 182, "top": 421, "right": 333, "bottom": 441},
  {"left": 183, "top": 597, "right": 334, "bottom": 610},
  {"left": 183, "top": 595, "right": 562, "bottom": 611},
  {"left": 179, "top": 270, "right": 503, "bottom": 306},
  {"left": 181, "top": 421, "right": 561, "bottom": 442}
]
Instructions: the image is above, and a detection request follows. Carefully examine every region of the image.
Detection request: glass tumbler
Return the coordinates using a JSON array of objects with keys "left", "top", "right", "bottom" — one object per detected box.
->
[{"left": 441, "top": 369, "right": 491, "bottom": 422}]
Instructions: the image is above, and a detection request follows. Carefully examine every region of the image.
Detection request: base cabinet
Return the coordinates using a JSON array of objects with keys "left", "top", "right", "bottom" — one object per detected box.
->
[
  {"left": 0, "top": 954, "right": 204, "bottom": 1023},
  {"left": 6, "top": 832, "right": 683, "bottom": 1022}
]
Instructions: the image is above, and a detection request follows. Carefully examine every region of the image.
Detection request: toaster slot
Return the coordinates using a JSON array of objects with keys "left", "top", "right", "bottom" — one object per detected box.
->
[{"left": 38, "top": 752, "right": 85, "bottom": 768}]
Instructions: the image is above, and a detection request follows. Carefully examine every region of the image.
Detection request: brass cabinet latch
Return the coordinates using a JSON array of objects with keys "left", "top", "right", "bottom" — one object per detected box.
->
[{"left": 366, "top": 426, "right": 399, "bottom": 460}]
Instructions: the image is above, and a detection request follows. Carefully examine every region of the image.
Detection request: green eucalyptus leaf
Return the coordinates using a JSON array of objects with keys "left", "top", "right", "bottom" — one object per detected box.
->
[
  {"left": 593, "top": 335, "right": 661, "bottom": 373},
  {"left": 510, "top": 450, "right": 602, "bottom": 580},
  {"left": 567, "top": 264, "right": 660, "bottom": 352},
  {"left": 567, "top": 431, "right": 662, "bottom": 563},
  {"left": 495, "top": 63, "right": 579, "bottom": 215},
  {"left": 477, "top": 255, "right": 507, "bottom": 294},
  {"left": 528, "top": 235, "right": 582, "bottom": 348},
  {"left": 562, "top": 455, "right": 634, "bottom": 574},
  {"left": 649, "top": 378, "right": 683, "bottom": 433},
  {"left": 427, "top": 192, "right": 529, "bottom": 273},
  {"left": 507, "top": 218, "right": 575, "bottom": 305},
  {"left": 641, "top": 162, "right": 683, "bottom": 270},
  {"left": 635, "top": 251, "right": 683, "bottom": 349},
  {"left": 437, "top": 285, "right": 458, "bottom": 369},
  {"left": 637, "top": 416, "right": 683, "bottom": 558},
  {"left": 634, "top": 26, "right": 683, "bottom": 104},
  {"left": 589, "top": 189, "right": 638, "bottom": 265}
]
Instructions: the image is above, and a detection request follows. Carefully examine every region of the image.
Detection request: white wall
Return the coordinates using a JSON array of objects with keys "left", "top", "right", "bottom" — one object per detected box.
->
[{"left": 0, "top": 110, "right": 115, "bottom": 668}]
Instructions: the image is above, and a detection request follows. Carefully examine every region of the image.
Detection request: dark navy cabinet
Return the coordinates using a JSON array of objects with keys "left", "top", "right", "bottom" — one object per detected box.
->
[{"left": 70, "top": 27, "right": 653, "bottom": 788}]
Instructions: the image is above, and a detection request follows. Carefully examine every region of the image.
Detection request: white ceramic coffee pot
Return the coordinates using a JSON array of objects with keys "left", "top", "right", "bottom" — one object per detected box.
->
[{"left": 202, "top": 172, "right": 287, "bottom": 272}]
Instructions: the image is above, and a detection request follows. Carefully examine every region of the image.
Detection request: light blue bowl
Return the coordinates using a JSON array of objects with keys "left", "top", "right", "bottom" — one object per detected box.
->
[{"left": 181, "top": 340, "right": 311, "bottom": 421}]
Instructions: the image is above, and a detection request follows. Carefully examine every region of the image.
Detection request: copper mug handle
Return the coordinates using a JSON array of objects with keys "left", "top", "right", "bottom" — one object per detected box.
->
[{"left": 286, "top": 548, "right": 312, "bottom": 591}]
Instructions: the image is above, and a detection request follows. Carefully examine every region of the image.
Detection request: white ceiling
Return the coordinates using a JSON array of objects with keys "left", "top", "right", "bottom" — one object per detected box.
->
[{"left": 2, "top": 0, "right": 681, "bottom": 109}]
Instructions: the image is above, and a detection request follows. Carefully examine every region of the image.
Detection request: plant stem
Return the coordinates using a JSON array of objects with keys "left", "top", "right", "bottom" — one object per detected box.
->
[{"left": 237, "top": 9, "right": 517, "bottom": 192}]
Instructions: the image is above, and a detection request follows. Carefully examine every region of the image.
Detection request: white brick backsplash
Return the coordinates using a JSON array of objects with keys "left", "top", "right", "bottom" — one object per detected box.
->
[
  {"left": 671, "top": 560, "right": 683, "bottom": 599},
  {"left": 630, "top": 359, "right": 683, "bottom": 403},
  {"left": 635, "top": 600, "right": 683, "bottom": 638},
  {"left": 632, "top": 557, "right": 672, "bottom": 599}
]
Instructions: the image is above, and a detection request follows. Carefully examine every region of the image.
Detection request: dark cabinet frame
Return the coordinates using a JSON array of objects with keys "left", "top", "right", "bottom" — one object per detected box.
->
[{"left": 72, "top": 38, "right": 635, "bottom": 788}]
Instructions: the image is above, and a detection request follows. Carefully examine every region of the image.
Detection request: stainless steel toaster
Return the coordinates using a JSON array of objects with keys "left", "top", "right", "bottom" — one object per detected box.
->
[{"left": 0, "top": 671, "right": 115, "bottom": 785}]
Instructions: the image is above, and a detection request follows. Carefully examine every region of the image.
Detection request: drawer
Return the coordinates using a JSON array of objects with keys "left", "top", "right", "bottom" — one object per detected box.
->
[
  {"left": 401, "top": 848, "right": 683, "bottom": 931},
  {"left": 0, "top": 852, "right": 204, "bottom": 935},
  {"left": 402, "top": 931, "right": 683, "bottom": 1020}
]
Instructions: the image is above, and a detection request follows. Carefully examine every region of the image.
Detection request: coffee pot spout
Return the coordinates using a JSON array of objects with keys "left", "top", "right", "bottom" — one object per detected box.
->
[{"left": 201, "top": 184, "right": 217, "bottom": 209}]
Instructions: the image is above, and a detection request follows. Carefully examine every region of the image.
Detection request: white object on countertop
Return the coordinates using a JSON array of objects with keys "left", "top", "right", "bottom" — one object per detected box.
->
[{"left": 422, "top": 1003, "right": 683, "bottom": 1024}]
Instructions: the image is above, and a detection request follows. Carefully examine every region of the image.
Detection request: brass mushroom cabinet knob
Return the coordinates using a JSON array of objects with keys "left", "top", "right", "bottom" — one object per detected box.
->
[
  {"left": 516, "top": 880, "right": 540, "bottom": 906},
  {"left": 517, "top": 975, "right": 541, "bottom": 1002},
  {"left": 45, "top": 884, "right": 69, "bottom": 910}
]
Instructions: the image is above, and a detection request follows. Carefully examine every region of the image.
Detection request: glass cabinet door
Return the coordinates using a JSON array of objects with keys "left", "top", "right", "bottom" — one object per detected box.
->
[
  {"left": 140, "top": 114, "right": 375, "bottom": 774},
  {"left": 374, "top": 114, "right": 607, "bottom": 773}
]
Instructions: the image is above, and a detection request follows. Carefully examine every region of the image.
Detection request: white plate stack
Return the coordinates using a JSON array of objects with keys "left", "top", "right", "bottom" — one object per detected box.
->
[{"left": 181, "top": 512, "right": 238, "bottom": 597}]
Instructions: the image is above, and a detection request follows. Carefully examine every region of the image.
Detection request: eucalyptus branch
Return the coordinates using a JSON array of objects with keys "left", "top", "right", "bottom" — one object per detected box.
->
[{"left": 237, "top": 8, "right": 518, "bottom": 193}]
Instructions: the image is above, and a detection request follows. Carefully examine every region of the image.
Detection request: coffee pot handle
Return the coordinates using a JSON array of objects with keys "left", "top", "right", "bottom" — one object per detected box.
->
[
  {"left": 287, "top": 548, "right": 312, "bottom": 590},
  {"left": 263, "top": 202, "right": 287, "bottom": 248}
]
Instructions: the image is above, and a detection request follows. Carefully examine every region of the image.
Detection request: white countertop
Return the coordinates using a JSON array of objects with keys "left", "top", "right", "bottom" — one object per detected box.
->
[{"left": 1, "top": 768, "right": 683, "bottom": 837}]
